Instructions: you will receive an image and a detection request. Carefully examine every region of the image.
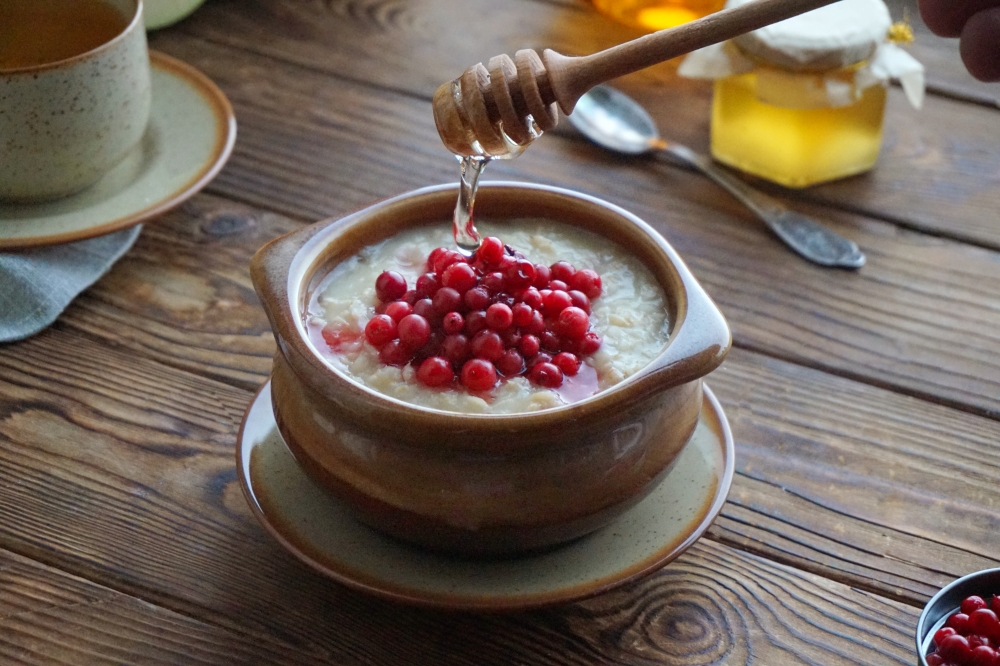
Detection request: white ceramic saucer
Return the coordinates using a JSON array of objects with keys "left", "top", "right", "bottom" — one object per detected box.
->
[
  {"left": 0, "top": 51, "right": 236, "bottom": 249},
  {"left": 237, "top": 382, "right": 734, "bottom": 611}
]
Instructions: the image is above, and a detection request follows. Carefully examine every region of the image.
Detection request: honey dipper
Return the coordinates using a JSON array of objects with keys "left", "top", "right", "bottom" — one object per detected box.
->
[{"left": 433, "top": 0, "right": 843, "bottom": 157}]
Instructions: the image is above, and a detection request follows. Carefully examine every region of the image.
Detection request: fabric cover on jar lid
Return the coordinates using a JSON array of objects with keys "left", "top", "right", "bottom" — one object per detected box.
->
[
  {"left": 729, "top": 0, "right": 891, "bottom": 71},
  {"left": 678, "top": 0, "right": 925, "bottom": 109}
]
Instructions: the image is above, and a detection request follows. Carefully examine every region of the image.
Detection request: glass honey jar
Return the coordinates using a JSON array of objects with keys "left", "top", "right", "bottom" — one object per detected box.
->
[
  {"left": 679, "top": 0, "right": 924, "bottom": 189},
  {"left": 591, "top": 0, "right": 725, "bottom": 32}
]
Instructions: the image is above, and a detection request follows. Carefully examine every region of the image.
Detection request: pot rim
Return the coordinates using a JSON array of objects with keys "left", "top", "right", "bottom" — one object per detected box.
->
[{"left": 251, "top": 181, "right": 730, "bottom": 429}]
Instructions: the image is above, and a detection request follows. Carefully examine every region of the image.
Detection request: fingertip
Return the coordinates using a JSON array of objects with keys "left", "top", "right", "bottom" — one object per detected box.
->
[
  {"left": 961, "top": 7, "right": 1000, "bottom": 81},
  {"left": 919, "top": 0, "right": 963, "bottom": 37}
]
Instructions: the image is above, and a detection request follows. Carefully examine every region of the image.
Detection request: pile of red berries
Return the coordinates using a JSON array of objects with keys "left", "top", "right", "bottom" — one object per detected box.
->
[
  {"left": 927, "top": 595, "right": 1000, "bottom": 666},
  {"left": 362, "top": 236, "right": 603, "bottom": 392}
]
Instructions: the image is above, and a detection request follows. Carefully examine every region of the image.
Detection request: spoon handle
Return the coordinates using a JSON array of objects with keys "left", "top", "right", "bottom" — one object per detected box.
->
[{"left": 661, "top": 143, "right": 866, "bottom": 268}]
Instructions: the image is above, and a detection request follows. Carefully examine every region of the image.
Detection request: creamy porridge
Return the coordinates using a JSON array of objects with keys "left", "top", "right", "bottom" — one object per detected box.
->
[{"left": 305, "top": 218, "right": 670, "bottom": 414}]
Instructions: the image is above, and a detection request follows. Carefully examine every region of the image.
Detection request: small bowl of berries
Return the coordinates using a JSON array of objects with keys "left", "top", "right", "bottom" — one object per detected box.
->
[
  {"left": 250, "top": 182, "right": 731, "bottom": 557},
  {"left": 917, "top": 569, "right": 1000, "bottom": 666}
]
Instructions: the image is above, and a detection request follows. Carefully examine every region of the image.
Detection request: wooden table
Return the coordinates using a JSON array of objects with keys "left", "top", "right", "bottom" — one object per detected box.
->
[{"left": 2, "top": 1, "right": 999, "bottom": 663}]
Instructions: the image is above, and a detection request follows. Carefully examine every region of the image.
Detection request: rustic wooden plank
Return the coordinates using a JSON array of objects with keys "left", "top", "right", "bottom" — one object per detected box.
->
[
  {"left": 2, "top": 321, "right": 996, "bottom": 613},
  {"left": 160, "top": 1, "right": 1000, "bottom": 247},
  {"left": 0, "top": 548, "right": 325, "bottom": 665},
  {"left": 89, "top": 35, "right": 1000, "bottom": 417},
  {"left": 0, "top": 331, "right": 924, "bottom": 664}
]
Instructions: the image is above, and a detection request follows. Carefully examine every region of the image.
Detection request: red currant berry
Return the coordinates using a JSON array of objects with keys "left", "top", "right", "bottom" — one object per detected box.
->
[
  {"left": 948, "top": 613, "right": 972, "bottom": 635},
  {"left": 970, "top": 645, "right": 997, "bottom": 666},
  {"left": 384, "top": 301, "right": 413, "bottom": 322},
  {"left": 540, "top": 331, "right": 561, "bottom": 352},
  {"left": 993, "top": 596, "right": 1000, "bottom": 616},
  {"left": 482, "top": 272, "right": 505, "bottom": 294},
  {"left": 527, "top": 352, "right": 553, "bottom": 368},
  {"left": 511, "top": 302, "right": 533, "bottom": 327},
  {"left": 550, "top": 261, "right": 575, "bottom": 283},
  {"left": 532, "top": 264, "right": 550, "bottom": 288},
  {"left": 397, "top": 314, "right": 431, "bottom": 350},
  {"left": 378, "top": 340, "right": 411, "bottom": 366},
  {"left": 525, "top": 309, "right": 546, "bottom": 335},
  {"left": 969, "top": 635, "right": 992, "bottom": 649},
  {"left": 375, "top": 270, "right": 407, "bottom": 303},
  {"left": 570, "top": 268, "right": 602, "bottom": 299},
  {"left": 461, "top": 359, "right": 497, "bottom": 392},
  {"left": 970, "top": 609, "right": 1000, "bottom": 640},
  {"left": 543, "top": 289, "right": 573, "bottom": 315},
  {"left": 925, "top": 654, "right": 944, "bottom": 666},
  {"left": 412, "top": 298, "right": 436, "bottom": 321},
  {"left": 529, "top": 362, "right": 563, "bottom": 388},
  {"left": 432, "top": 286, "right": 462, "bottom": 315},
  {"left": 519, "top": 334, "right": 540, "bottom": 357},
  {"left": 568, "top": 290, "right": 591, "bottom": 314},
  {"left": 476, "top": 236, "right": 504, "bottom": 266},
  {"left": 557, "top": 306, "right": 590, "bottom": 340},
  {"left": 580, "top": 331, "right": 602, "bottom": 355},
  {"left": 498, "top": 254, "right": 516, "bottom": 271},
  {"left": 521, "top": 287, "right": 543, "bottom": 309},
  {"left": 553, "top": 352, "right": 580, "bottom": 376},
  {"left": 940, "top": 634, "right": 973, "bottom": 663},
  {"left": 548, "top": 279, "right": 568, "bottom": 292},
  {"left": 402, "top": 289, "right": 417, "bottom": 305},
  {"left": 416, "top": 357, "right": 454, "bottom": 387},
  {"left": 504, "top": 259, "right": 536, "bottom": 289},
  {"left": 415, "top": 273, "right": 440, "bottom": 299},
  {"left": 464, "top": 286, "right": 490, "bottom": 311},
  {"left": 471, "top": 330, "right": 504, "bottom": 361},
  {"left": 364, "top": 314, "right": 397, "bottom": 347},
  {"left": 442, "top": 262, "right": 477, "bottom": 292},
  {"left": 426, "top": 247, "right": 448, "bottom": 271},
  {"left": 486, "top": 303, "right": 514, "bottom": 331},
  {"left": 464, "top": 310, "right": 488, "bottom": 336},
  {"left": 443, "top": 311, "right": 465, "bottom": 335},
  {"left": 442, "top": 334, "right": 471, "bottom": 366},
  {"left": 433, "top": 250, "right": 464, "bottom": 275},
  {"left": 966, "top": 597, "right": 990, "bottom": 615},
  {"left": 935, "top": 627, "right": 957, "bottom": 646},
  {"left": 496, "top": 349, "right": 525, "bottom": 376},
  {"left": 501, "top": 328, "right": 521, "bottom": 348}
]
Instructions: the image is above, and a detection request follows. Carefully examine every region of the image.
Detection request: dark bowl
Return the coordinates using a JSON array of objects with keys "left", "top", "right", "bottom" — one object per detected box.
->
[{"left": 916, "top": 568, "right": 1000, "bottom": 665}]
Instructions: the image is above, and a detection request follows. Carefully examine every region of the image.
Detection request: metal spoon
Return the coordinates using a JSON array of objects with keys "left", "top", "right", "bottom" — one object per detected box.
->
[{"left": 568, "top": 85, "right": 866, "bottom": 269}]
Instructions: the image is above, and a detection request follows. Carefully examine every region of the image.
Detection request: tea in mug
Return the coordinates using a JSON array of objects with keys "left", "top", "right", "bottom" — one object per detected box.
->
[{"left": 0, "top": 0, "right": 129, "bottom": 70}]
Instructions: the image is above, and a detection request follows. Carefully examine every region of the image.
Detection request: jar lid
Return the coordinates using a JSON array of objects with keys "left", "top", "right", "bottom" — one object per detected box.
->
[{"left": 729, "top": 0, "right": 893, "bottom": 71}]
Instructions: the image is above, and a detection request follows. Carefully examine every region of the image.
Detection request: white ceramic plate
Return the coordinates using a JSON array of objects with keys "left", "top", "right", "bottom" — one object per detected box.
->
[
  {"left": 237, "top": 381, "right": 734, "bottom": 611},
  {"left": 0, "top": 51, "right": 236, "bottom": 249}
]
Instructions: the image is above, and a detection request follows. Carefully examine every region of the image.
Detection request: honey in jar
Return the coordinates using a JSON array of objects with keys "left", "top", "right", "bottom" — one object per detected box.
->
[
  {"left": 591, "top": 0, "right": 724, "bottom": 31},
  {"left": 680, "top": 0, "right": 925, "bottom": 189}
]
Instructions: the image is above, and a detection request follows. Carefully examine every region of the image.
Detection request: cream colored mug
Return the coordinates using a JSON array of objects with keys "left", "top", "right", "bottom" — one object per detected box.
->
[{"left": 0, "top": 0, "right": 152, "bottom": 202}]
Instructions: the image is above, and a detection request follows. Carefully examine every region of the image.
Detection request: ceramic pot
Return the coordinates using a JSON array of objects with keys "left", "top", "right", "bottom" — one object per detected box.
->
[
  {"left": 250, "top": 182, "right": 731, "bottom": 557},
  {"left": 0, "top": 0, "right": 152, "bottom": 202}
]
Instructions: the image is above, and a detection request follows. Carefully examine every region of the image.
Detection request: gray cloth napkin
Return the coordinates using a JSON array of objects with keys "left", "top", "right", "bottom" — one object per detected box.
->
[{"left": 0, "top": 226, "right": 141, "bottom": 343}]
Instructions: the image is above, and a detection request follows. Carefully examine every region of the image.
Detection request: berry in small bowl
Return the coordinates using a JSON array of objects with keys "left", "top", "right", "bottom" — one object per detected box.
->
[{"left": 918, "top": 569, "right": 1000, "bottom": 666}]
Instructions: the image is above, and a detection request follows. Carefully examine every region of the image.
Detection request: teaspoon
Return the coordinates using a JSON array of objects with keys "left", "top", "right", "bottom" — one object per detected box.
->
[{"left": 568, "top": 85, "right": 866, "bottom": 269}]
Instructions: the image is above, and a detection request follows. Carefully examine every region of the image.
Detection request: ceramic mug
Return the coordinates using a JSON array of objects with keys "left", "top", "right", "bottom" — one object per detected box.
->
[{"left": 0, "top": 0, "right": 152, "bottom": 202}]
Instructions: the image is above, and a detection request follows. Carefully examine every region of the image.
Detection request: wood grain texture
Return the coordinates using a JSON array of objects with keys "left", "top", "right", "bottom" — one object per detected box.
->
[
  {"left": 0, "top": 329, "right": 925, "bottom": 664},
  {"left": 162, "top": 0, "right": 1000, "bottom": 247},
  {"left": 0, "top": 548, "right": 323, "bottom": 665},
  {"left": 119, "top": 36, "right": 1000, "bottom": 417}
]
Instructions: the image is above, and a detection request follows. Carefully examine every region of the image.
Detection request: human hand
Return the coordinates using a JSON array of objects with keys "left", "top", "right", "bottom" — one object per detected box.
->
[{"left": 918, "top": 0, "right": 1000, "bottom": 81}]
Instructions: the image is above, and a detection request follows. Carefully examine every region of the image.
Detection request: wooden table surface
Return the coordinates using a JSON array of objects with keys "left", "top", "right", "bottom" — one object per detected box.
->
[{"left": 3, "top": 0, "right": 999, "bottom": 663}]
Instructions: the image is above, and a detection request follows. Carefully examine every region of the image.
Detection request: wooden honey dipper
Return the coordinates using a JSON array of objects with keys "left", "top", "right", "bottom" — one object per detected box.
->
[{"left": 434, "top": 0, "right": 844, "bottom": 157}]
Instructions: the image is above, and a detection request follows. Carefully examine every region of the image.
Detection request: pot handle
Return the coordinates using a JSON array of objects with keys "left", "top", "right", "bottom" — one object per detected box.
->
[{"left": 644, "top": 269, "right": 731, "bottom": 389}]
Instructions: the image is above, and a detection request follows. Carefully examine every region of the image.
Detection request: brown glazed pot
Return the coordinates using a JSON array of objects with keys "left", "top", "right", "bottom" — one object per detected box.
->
[{"left": 250, "top": 182, "right": 731, "bottom": 557}]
